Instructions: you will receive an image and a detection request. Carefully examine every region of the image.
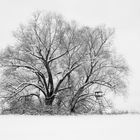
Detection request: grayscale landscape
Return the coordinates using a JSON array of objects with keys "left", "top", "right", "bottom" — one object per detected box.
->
[{"left": 0, "top": 0, "right": 139, "bottom": 139}]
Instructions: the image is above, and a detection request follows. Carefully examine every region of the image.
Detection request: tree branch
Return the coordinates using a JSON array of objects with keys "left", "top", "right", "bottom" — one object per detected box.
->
[{"left": 54, "top": 64, "right": 81, "bottom": 94}]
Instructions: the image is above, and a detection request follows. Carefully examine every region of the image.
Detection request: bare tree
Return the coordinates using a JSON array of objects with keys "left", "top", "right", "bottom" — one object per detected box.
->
[{"left": 0, "top": 12, "right": 129, "bottom": 114}]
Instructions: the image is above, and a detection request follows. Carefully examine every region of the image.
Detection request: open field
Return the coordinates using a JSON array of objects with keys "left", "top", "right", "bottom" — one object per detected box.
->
[{"left": 0, "top": 114, "right": 140, "bottom": 140}]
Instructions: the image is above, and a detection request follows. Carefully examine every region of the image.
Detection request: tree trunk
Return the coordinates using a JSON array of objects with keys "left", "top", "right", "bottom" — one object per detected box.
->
[
  {"left": 70, "top": 87, "right": 84, "bottom": 113},
  {"left": 45, "top": 95, "right": 55, "bottom": 106}
]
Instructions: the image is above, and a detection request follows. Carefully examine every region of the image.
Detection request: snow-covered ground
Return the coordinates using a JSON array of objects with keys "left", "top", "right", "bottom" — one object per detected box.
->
[{"left": 0, "top": 114, "right": 140, "bottom": 140}]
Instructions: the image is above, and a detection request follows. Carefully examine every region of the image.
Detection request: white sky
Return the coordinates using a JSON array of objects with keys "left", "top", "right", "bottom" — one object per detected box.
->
[{"left": 0, "top": 0, "right": 140, "bottom": 111}]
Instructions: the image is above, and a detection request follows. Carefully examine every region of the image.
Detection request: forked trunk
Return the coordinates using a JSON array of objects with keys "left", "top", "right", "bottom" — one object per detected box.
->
[{"left": 45, "top": 95, "right": 55, "bottom": 106}]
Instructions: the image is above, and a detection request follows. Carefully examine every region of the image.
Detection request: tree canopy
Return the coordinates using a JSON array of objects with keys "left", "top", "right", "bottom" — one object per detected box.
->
[{"left": 0, "top": 12, "right": 129, "bottom": 115}]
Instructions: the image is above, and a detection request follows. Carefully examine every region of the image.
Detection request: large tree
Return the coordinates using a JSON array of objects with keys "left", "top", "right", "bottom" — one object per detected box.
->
[{"left": 0, "top": 12, "right": 128, "bottom": 114}]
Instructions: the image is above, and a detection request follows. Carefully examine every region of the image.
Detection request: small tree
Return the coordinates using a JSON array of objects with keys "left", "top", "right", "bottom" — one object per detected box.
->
[{"left": 0, "top": 11, "right": 129, "bottom": 114}]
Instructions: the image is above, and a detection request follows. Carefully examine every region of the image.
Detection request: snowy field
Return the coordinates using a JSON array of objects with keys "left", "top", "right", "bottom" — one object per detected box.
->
[{"left": 0, "top": 115, "right": 140, "bottom": 140}]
